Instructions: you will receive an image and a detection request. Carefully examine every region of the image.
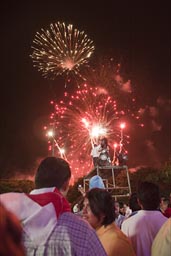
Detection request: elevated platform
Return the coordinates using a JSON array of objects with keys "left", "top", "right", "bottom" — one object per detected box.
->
[{"left": 83, "top": 165, "right": 131, "bottom": 199}]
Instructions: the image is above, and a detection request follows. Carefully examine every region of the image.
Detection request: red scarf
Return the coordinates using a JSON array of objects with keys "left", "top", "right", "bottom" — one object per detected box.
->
[{"left": 26, "top": 188, "right": 71, "bottom": 218}]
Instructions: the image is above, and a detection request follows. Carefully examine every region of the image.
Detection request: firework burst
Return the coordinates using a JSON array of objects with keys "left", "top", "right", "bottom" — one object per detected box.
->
[
  {"left": 30, "top": 22, "right": 95, "bottom": 80},
  {"left": 44, "top": 83, "right": 143, "bottom": 183}
]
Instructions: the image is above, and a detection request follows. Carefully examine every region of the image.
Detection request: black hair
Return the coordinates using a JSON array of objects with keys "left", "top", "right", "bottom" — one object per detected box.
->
[
  {"left": 35, "top": 157, "right": 71, "bottom": 189},
  {"left": 119, "top": 201, "right": 124, "bottom": 208},
  {"left": 86, "top": 188, "right": 115, "bottom": 226},
  {"left": 137, "top": 181, "right": 160, "bottom": 210},
  {"left": 129, "top": 193, "right": 141, "bottom": 212},
  {"left": 161, "top": 198, "right": 169, "bottom": 205},
  {"left": 101, "top": 137, "right": 108, "bottom": 146}
]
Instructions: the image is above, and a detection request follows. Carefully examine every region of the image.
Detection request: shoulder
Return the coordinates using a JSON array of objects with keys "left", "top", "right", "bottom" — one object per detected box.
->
[
  {"left": 0, "top": 192, "right": 28, "bottom": 213},
  {"left": 98, "top": 224, "right": 135, "bottom": 256},
  {"left": 156, "top": 217, "right": 171, "bottom": 235},
  {"left": 0, "top": 192, "right": 25, "bottom": 201},
  {"left": 152, "top": 218, "right": 171, "bottom": 256},
  {"left": 56, "top": 213, "right": 107, "bottom": 255},
  {"left": 58, "top": 212, "right": 94, "bottom": 233},
  {"left": 122, "top": 213, "right": 137, "bottom": 224},
  {"left": 121, "top": 211, "right": 141, "bottom": 230}
]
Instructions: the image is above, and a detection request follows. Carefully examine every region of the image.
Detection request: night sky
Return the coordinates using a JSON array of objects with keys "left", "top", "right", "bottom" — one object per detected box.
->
[{"left": 1, "top": 1, "right": 170, "bottom": 178}]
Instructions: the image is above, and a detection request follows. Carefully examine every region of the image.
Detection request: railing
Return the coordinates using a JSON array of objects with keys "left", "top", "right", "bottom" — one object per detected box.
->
[{"left": 83, "top": 165, "right": 131, "bottom": 199}]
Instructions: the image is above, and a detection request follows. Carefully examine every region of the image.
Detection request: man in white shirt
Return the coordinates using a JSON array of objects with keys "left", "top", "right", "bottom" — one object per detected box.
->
[{"left": 121, "top": 181, "right": 167, "bottom": 256}]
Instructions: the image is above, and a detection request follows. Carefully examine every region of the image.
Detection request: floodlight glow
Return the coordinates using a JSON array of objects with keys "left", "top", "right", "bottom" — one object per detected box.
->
[
  {"left": 47, "top": 130, "right": 54, "bottom": 137},
  {"left": 114, "top": 143, "right": 118, "bottom": 148},
  {"left": 120, "top": 123, "right": 126, "bottom": 129}
]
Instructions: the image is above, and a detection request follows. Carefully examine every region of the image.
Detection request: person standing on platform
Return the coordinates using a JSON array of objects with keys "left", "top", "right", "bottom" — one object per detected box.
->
[
  {"left": 91, "top": 142, "right": 101, "bottom": 167},
  {"left": 98, "top": 137, "right": 111, "bottom": 166}
]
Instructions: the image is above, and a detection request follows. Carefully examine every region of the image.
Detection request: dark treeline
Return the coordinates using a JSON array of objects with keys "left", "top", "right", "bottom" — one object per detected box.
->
[{"left": 0, "top": 162, "right": 171, "bottom": 205}]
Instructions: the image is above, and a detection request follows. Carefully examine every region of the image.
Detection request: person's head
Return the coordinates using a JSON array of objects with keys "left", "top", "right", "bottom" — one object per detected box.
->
[
  {"left": 123, "top": 203, "right": 130, "bottom": 215},
  {"left": 137, "top": 181, "right": 160, "bottom": 210},
  {"left": 114, "top": 201, "right": 120, "bottom": 217},
  {"left": 160, "top": 197, "right": 169, "bottom": 212},
  {"left": 35, "top": 157, "right": 71, "bottom": 195},
  {"left": 118, "top": 201, "right": 124, "bottom": 215},
  {"left": 83, "top": 188, "right": 115, "bottom": 229},
  {"left": 100, "top": 137, "right": 108, "bottom": 147},
  {"left": 89, "top": 175, "right": 105, "bottom": 190},
  {"left": 129, "top": 193, "right": 141, "bottom": 212},
  {"left": 0, "top": 203, "right": 25, "bottom": 256}
]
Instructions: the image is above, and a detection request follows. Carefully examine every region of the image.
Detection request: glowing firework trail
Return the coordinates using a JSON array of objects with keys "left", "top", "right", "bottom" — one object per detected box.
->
[
  {"left": 119, "top": 122, "right": 126, "bottom": 153},
  {"left": 30, "top": 22, "right": 95, "bottom": 80},
  {"left": 45, "top": 129, "right": 67, "bottom": 159},
  {"left": 112, "top": 143, "right": 118, "bottom": 164}
]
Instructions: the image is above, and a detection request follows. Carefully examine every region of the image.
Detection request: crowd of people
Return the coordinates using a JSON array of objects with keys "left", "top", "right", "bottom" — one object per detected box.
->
[{"left": 0, "top": 156, "right": 170, "bottom": 256}]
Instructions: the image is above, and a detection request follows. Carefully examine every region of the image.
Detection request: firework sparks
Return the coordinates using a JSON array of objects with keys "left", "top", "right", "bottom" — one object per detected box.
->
[
  {"left": 81, "top": 118, "right": 107, "bottom": 144},
  {"left": 45, "top": 83, "right": 143, "bottom": 183},
  {"left": 30, "top": 22, "right": 95, "bottom": 80}
]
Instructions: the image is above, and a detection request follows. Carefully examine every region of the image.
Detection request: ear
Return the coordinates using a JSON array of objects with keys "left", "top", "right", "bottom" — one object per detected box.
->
[{"left": 60, "top": 179, "right": 70, "bottom": 197}]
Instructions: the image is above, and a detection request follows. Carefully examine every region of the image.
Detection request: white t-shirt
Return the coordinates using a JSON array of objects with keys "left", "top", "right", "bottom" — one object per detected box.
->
[
  {"left": 91, "top": 145, "right": 101, "bottom": 158},
  {"left": 121, "top": 210, "right": 167, "bottom": 256}
]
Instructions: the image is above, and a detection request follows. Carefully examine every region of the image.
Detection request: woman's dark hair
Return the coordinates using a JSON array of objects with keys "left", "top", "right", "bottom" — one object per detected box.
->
[
  {"left": 86, "top": 188, "right": 115, "bottom": 226},
  {"left": 35, "top": 157, "right": 71, "bottom": 189}
]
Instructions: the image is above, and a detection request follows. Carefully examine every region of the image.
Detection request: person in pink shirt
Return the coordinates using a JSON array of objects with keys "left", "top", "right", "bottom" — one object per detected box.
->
[{"left": 122, "top": 181, "right": 167, "bottom": 256}]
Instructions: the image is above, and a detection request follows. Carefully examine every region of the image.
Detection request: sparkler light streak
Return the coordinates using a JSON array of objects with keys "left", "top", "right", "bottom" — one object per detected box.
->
[
  {"left": 46, "top": 128, "right": 67, "bottom": 159},
  {"left": 45, "top": 83, "right": 143, "bottom": 183},
  {"left": 112, "top": 143, "right": 118, "bottom": 165},
  {"left": 30, "top": 22, "right": 95, "bottom": 80},
  {"left": 119, "top": 122, "right": 126, "bottom": 152}
]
